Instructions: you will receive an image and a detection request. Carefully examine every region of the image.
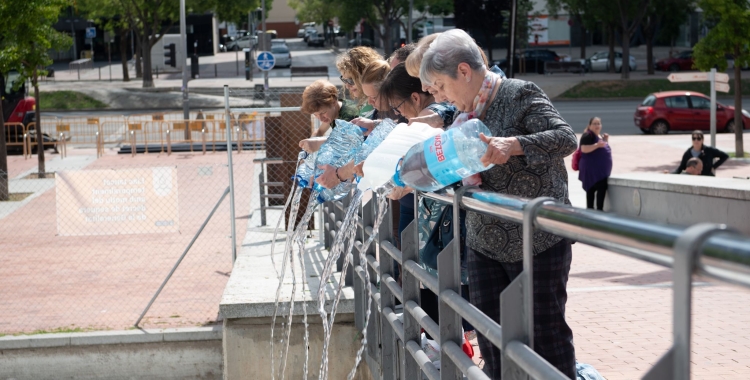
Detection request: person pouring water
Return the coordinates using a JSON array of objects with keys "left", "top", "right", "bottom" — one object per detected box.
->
[{"left": 416, "top": 29, "right": 578, "bottom": 378}]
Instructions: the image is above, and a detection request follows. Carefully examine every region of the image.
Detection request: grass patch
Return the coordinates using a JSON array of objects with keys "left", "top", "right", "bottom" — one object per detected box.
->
[
  {"left": 39, "top": 91, "right": 107, "bottom": 110},
  {"left": 559, "top": 79, "right": 750, "bottom": 99},
  {"left": 728, "top": 151, "right": 750, "bottom": 158}
]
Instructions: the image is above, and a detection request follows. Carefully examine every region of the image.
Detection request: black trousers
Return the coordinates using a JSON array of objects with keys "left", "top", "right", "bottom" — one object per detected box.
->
[
  {"left": 467, "top": 240, "right": 576, "bottom": 379},
  {"left": 586, "top": 178, "right": 608, "bottom": 210}
]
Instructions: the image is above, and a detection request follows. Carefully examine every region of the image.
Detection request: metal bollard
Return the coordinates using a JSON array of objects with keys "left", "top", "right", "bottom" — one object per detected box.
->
[
  {"left": 77, "top": 65, "right": 80, "bottom": 80},
  {"left": 235, "top": 127, "right": 243, "bottom": 153},
  {"left": 214, "top": 64, "right": 218, "bottom": 78},
  {"left": 166, "top": 129, "right": 172, "bottom": 156},
  {"left": 130, "top": 130, "right": 135, "bottom": 157},
  {"left": 98, "top": 67, "right": 101, "bottom": 81},
  {"left": 202, "top": 128, "right": 206, "bottom": 155}
]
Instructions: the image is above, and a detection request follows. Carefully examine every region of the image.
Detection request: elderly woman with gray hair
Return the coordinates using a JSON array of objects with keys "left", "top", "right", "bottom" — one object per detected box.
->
[{"left": 420, "top": 29, "right": 578, "bottom": 378}]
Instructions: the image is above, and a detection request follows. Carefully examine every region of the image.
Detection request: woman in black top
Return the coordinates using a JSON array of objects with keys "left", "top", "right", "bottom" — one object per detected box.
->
[{"left": 671, "top": 131, "right": 729, "bottom": 176}]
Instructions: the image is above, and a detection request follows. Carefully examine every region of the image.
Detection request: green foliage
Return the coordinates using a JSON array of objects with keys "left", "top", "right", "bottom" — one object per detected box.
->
[
  {"left": 40, "top": 91, "right": 108, "bottom": 110},
  {"left": 693, "top": 0, "right": 750, "bottom": 72},
  {"left": 193, "top": 0, "right": 266, "bottom": 27},
  {"left": 289, "top": 0, "right": 337, "bottom": 25},
  {"left": 0, "top": 0, "right": 72, "bottom": 81},
  {"left": 559, "top": 79, "right": 750, "bottom": 99}
]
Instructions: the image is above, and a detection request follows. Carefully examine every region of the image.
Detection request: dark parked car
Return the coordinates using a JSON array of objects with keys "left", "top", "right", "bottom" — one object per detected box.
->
[
  {"left": 634, "top": 91, "right": 750, "bottom": 134},
  {"left": 492, "top": 49, "right": 560, "bottom": 74},
  {"left": 654, "top": 50, "right": 694, "bottom": 72},
  {"left": 348, "top": 38, "right": 375, "bottom": 48}
]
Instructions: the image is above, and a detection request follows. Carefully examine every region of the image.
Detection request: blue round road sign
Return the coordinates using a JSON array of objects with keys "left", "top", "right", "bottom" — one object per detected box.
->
[{"left": 257, "top": 51, "right": 275, "bottom": 71}]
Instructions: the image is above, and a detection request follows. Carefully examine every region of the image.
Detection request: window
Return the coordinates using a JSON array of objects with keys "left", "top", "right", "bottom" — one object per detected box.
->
[
  {"left": 690, "top": 96, "right": 711, "bottom": 109},
  {"left": 272, "top": 46, "right": 289, "bottom": 54},
  {"left": 4, "top": 71, "right": 20, "bottom": 95},
  {"left": 641, "top": 95, "right": 656, "bottom": 106},
  {"left": 665, "top": 96, "right": 689, "bottom": 108}
]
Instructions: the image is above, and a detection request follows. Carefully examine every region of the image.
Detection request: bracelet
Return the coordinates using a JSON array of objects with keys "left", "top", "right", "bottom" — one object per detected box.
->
[{"left": 335, "top": 167, "right": 347, "bottom": 182}]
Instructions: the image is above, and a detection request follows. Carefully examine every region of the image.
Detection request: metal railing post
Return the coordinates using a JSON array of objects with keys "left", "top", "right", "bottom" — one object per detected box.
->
[
  {"left": 643, "top": 223, "right": 729, "bottom": 380},
  {"left": 438, "top": 187, "right": 471, "bottom": 380},
  {"left": 402, "top": 191, "right": 421, "bottom": 379},
  {"left": 501, "top": 197, "right": 554, "bottom": 379},
  {"left": 379, "top": 197, "right": 397, "bottom": 380},
  {"left": 259, "top": 162, "right": 267, "bottom": 226},
  {"left": 224, "top": 85, "right": 238, "bottom": 263}
]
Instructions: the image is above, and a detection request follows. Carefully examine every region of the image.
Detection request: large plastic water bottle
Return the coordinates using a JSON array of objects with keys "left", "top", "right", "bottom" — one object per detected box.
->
[
  {"left": 294, "top": 151, "right": 317, "bottom": 188},
  {"left": 354, "top": 119, "right": 397, "bottom": 165},
  {"left": 313, "top": 119, "right": 365, "bottom": 202},
  {"left": 393, "top": 119, "right": 495, "bottom": 192}
]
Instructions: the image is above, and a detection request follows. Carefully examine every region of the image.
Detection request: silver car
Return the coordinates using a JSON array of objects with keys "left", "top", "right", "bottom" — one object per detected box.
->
[
  {"left": 227, "top": 35, "right": 257, "bottom": 51},
  {"left": 271, "top": 45, "right": 291, "bottom": 68},
  {"left": 586, "top": 51, "right": 637, "bottom": 72}
]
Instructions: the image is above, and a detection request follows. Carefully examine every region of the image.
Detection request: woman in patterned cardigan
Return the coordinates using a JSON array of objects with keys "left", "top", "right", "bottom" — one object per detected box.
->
[{"left": 420, "top": 29, "right": 578, "bottom": 378}]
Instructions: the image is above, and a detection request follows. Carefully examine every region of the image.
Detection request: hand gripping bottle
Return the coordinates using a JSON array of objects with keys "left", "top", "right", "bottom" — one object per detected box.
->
[
  {"left": 354, "top": 119, "right": 397, "bottom": 165},
  {"left": 312, "top": 119, "right": 365, "bottom": 202},
  {"left": 294, "top": 151, "right": 317, "bottom": 188},
  {"left": 392, "top": 119, "right": 495, "bottom": 192}
]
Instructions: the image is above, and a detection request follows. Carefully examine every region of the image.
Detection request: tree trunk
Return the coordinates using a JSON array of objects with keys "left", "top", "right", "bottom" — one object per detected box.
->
[
  {"left": 382, "top": 20, "right": 393, "bottom": 57},
  {"left": 580, "top": 24, "right": 586, "bottom": 59},
  {"left": 734, "top": 47, "right": 744, "bottom": 157},
  {"left": 134, "top": 34, "right": 143, "bottom": 78},
  {"left": 119, "top": 27, "right": 130, "bottom": 82},
  {"left": 608, "top": 26, "right": 616, "bottom": 73},
  {"left": 645, "top": 26, "right": 655, "bottom": 75},
  {"left": 621, "top": 30, "right": 631, "bottom": 79},
  {"left": 141, "top": 36, "right": 154, "bottom": 88},
  {"left": 0, "top": 100, "right": 8, "bottom": 201},
  {"left": 33, "top": 71, "right": 45, "bottom": 178}
]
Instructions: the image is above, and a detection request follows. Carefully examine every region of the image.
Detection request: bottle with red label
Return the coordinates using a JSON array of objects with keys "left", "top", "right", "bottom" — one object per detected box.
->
[{"left": 392, "top": 119, "right": 494, "bottom": 192}]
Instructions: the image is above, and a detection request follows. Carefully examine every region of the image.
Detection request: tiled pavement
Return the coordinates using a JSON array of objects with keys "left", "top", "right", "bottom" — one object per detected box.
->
[{"left": 3, "top": 131, "right": 750, "bottom": 378}]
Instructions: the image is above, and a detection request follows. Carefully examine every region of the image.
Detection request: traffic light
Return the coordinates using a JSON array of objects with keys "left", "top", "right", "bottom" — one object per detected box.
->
[{"left": 164, "top": 43, "right": 176, "bottom": 67}]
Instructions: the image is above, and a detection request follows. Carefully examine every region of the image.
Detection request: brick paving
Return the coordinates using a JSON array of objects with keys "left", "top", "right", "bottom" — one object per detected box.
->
[{"left": 0, "top": 148, "right": 257, "bottom": 334}]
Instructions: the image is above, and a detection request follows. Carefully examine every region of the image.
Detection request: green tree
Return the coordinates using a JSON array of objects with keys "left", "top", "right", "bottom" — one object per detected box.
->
[
  {"left": 613, "top": 0, "right": 650, "bottom": 79},
  {"left": 693, "top": 0, "right": 750, "bottom": 157},
  {"left": 0, "top": 0, "right": 72, "bottom": 183},
  {"left": 546, "top": 0, "right": 599, "bottom": 59},
  {"left": 289, "top": 0, "right": 337, "bottom": 26},
  {"left": 641, "top": 0, "right": 693, "bottom": 75},
  {"left": 455, "top": 0, "right": 506, "bottom": 61},
  {"left": 77, "top": 1, "right": 136, "bottom": 82}
]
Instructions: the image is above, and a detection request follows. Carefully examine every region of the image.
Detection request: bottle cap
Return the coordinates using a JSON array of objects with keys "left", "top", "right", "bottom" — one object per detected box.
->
[{"left": 392, "top": 158, "right": 405, "bottom": 187}]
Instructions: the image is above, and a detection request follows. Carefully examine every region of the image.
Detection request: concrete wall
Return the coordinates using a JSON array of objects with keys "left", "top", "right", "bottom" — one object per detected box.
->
[
  {"left": 607, "top": 173, "right": 750, "bottom": 234},
  {"left": 223, "top": 314, "right": 372, "bottom": 380},
  {"left": 0, "top": 327, "right": 222, "bottom": 380}
]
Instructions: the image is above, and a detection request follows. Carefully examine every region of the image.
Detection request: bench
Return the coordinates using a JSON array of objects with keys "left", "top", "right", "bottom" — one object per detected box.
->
[
  {"left": 290, "top": 66, "right": 329, "bottom": 80},
  {"left": 544, "top": 61, "right": 584, "bottom": 75}
]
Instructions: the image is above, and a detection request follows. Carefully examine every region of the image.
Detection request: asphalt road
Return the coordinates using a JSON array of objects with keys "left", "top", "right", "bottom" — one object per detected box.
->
[
  {"left": 554, "top": 97, "right": 750, "bottom": 135},
  {"left": 554, "top": 99, "right": 643, "bottom": 135}
]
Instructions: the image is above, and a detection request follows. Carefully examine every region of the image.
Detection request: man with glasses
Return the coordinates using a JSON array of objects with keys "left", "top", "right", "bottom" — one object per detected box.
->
[{"left": 670, "top": 130, "right": 729, "bottom": 176}]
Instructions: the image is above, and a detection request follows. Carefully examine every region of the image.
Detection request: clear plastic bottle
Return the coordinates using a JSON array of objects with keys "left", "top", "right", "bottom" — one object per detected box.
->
[
  {"left": 354, "top": 119, "right": 397, "bottom": 165},
  {"left": 294, "top": 151, "right": 317, "bottom": 188},
  {"left": 312, "top": 119, "right": 365, "bottom": 202},
  {"left": 393, "top": 119, "right": 495, "bottom": 192}
]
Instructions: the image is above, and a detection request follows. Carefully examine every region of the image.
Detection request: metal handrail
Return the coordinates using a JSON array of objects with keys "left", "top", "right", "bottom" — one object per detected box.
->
[{"left": 422, "top": 189, "right": 750, "bottom": 289}]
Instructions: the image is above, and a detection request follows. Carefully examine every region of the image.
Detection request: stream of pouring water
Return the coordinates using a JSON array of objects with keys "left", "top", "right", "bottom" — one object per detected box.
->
[
  {"left": 274, "top": 194, "right": 320, "bottom": 380},
  {"left": 269, "top": 185, "right": 303, "bottom": 380},
  {"left": 347, "top": 185, "right": 392, "bottom": 380}
]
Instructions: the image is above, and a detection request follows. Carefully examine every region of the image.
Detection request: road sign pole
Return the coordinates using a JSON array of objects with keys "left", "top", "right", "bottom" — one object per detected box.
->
[
  {"left": 710, "top": 68, "right": 717, "bottom": 147},
  {"left": 180, "top": 0, "right": 190, "bottom": 139}
]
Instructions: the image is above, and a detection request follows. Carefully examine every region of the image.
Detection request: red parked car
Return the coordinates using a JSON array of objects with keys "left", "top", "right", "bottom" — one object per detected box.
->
[
  {"left": 654, "top": 50, "right": 694, "bottom": 72},
  {"left": 634, "top": 91, "right": 750, "bottom": 134}
]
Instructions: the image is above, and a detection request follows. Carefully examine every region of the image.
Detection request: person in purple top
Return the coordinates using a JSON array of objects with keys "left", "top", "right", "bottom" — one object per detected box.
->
[{"left": 579, "top": 117, "right": 613, "bottom": 210}]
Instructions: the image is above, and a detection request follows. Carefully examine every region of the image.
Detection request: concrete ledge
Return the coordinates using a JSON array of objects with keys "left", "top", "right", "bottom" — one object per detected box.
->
[
  {"left": 0, "top": 326, "right": 221, "bottom": 351},
  {"left": 608, "top": 173, "right": 750, "bottom": 201},
  {"left": 607, "top": 173, "right": 750, "bottom": 234}
]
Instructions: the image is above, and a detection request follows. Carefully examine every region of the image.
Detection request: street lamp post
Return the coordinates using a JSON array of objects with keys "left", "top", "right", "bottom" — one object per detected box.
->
[
  {"left": 262, "top": 0, "right": 269, "bottom": 105},
  {"left": 180, "top": 0, "right": 190, "bottom": 138}
]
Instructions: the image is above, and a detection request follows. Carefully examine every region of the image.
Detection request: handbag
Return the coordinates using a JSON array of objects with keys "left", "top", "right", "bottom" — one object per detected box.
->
[
  {"left": 420, "top": 205, "right": 466, "bottom": 271},
  {"left": 571, "top": 147, "right": 582, "bottom": 171}
]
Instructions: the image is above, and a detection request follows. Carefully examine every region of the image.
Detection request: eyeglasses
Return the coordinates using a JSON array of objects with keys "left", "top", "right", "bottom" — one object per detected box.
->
[
  {"left": 339, "top": 75, "right": 355, "bottom": 86},
  {"left": 692, "top": 136, "right": 703, "bottom": 141},
  {"left": 391, "top": 98, "right": 408, "bottom": 115}
]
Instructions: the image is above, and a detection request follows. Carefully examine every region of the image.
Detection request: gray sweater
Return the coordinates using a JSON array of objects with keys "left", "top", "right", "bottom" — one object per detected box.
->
[{"left": 466, "top": 78, "right": 577, "bottom": 263}]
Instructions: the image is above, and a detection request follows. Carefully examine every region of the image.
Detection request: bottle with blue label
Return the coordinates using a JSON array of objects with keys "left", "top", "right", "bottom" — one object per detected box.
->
[
  {"left": 294, "top": 151, "right": 317, "bottom": 188},
  {"left": 313, "top": 119, "right": 365, "bottom": 202},
  {"left": 393, "top": 119, "right": 494, "bottom": 192}
]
